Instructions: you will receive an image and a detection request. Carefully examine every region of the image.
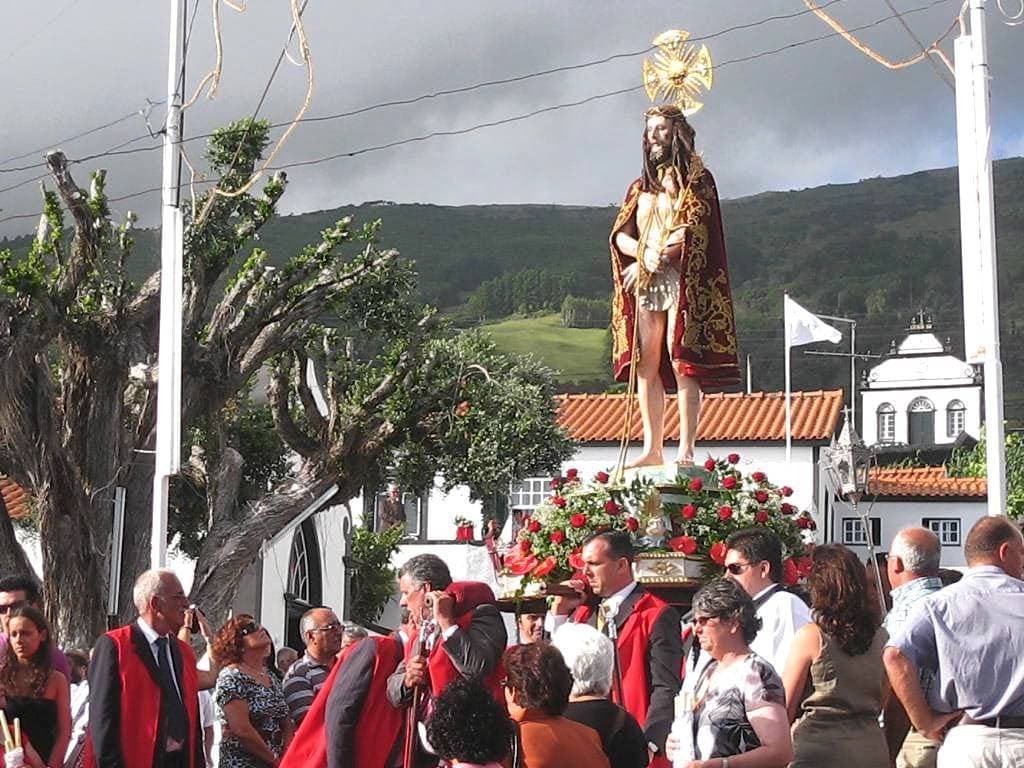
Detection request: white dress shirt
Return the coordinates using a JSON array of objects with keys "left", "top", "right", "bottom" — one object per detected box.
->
[{"left": 747, "top": 585, "right": 811, "bottom": 677}]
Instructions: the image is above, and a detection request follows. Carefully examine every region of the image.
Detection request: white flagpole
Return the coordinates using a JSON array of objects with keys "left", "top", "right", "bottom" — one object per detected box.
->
[{"left": 785, "top": 293, "right": 793, "bottom": 464}]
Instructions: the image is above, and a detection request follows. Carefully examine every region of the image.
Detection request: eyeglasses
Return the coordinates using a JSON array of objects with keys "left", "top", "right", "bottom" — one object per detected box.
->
[
  {"left": 239, "top": 622, "right": 261, "bottom": 637},
  {"left": 0, "top": 600, "right": 26, "bottom": 615},
  {"left": 724, "top": 562, "right": 753, "bottom": 575},
  {"left": 693, "top": 615, "right": 721, "bottom": 627},
  {"left": 311, "top": 622, "right": 342, "bottom": 633}
]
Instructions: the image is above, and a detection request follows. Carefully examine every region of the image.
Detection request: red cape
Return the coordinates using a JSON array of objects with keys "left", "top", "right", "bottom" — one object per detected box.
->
[
  {"left": 279, "top": 636, "right": 404, "bottom": 768},
  {"left": 609, "top": 166, "right": 740, "bottom": 392}
]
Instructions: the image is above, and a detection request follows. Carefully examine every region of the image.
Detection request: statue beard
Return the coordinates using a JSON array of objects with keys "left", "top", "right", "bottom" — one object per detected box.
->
[{"left": 648, "top": 142, "right": 668, "bottom": 163}]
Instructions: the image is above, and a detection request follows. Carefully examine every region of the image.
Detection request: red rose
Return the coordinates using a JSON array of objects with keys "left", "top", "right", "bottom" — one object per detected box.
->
[
  {"left": 669, "top": 535, "right": 698, "bottom": 555},
  {"left": 550, "top": 530, "right": 566, "bottom": 544},
  {"left": 689, "top": 477, "right": 704, "bottom": 492},
  {"left": 782, "top": 558, "right": 799, "bottom": 586},
  {"left": 566, "top": 468, "right": 579, "bottom": 481},
  {"left": 506, "top": 553, "right": 537, "bottom": 575},
  {"left": 595, "top": 471, "right": 610, "bottom": 484},
  {"left": 752, "top": 471, "right": 767, "bottom": 483},
  {"left": 519, "top": 539, "right": 532, "bottom": 553},
  {"left": 532, "top": 556, "right": 557, "bottom": 578},
  {"left": 755, "top": 509, "right": 770, "bottom": 524},
  {"left": 704, "top": 458, "right": 717, "bottom": 471},
  {"left": 681, "top": 503, "right": 697, "bottom": 520},
  {"left": 796, "top": 555, "right": 813, "bottom": 578},
  {"left": 722, "top": 476, "right": 738, "bottom": 490},
  {"left": 568, "top": 551, "right": 586, "bottom": 571},
  {"left": 552, "top": 495, "right": 567, "bottom": 508},
  {"left": 604, "top": 499, "right": 621, "bottom": 515},
  {"left": 727, "top": 453, "right": 740, "bottom": 464},
  {"left": 796, "top": 516, "right": 811, "bottom": 529},
  {"left": 754, "top": 490, "right": 770, "bottom": 504},
  {"left": 625, "top": 517, "right": 639, "bottom": 532},
  {"left": 709, "top": 541, "right": 728, "bottom": 565},
  {"left": 718, "top": 505, "right": 733, "bottom": 521},
  {"left": 781, "top": 486, "right": 794, "bottom": 497},
  {"left": 551, "top": 477, "right": 562, "bottom": 489},
  {"left": 780, "top": 502, "right": 795, "bottom": 515},
  {"left": 527, "top": 519, "right": 542, "bottom": 533},
  {"left": 570, "top": 513, "right": 588, "bottom": 528}
]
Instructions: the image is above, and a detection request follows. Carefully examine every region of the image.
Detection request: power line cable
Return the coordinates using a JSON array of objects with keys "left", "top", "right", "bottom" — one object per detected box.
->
[
  {"left": 1, "top": 0, "right": 83, "bottom": 66},
  {"left": 880, "top": 0, "right": 956, "bottom": 89},
  {"left": 0, "top": 0, "right": 850, "bottom": 175},
  {"left": 0, "top": 0, "right": 956, "bottom": 224}
]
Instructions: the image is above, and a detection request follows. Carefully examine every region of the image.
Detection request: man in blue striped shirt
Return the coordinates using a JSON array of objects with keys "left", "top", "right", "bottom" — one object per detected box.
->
[
  {"left": 283, "top": 607, "right": 344, "bottom": 725},
  {"left": 884, "top": 517, "right": 1024, "bottom": 768}
]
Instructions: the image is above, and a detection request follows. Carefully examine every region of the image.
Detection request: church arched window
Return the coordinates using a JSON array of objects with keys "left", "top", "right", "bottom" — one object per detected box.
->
[
  {"left": 946, "top": 400, "right": 966, "bottom": 438},
  {"left": 287, "top": 518, "right": 323, "bottom": 606},
  {"left": 876, "top": 403, "right": 896, "bottom": 444}
]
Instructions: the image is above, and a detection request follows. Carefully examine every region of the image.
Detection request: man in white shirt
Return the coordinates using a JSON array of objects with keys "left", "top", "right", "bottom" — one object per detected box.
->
[{"left": 723, "top": 529, "right": 811, "bottom": 677}]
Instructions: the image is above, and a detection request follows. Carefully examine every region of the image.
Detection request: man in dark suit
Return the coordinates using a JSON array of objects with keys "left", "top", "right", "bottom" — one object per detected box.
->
[
  {"left": 86, "top": 570, "right": 205, "bottom": 768},
  {"left": 549, "top": 531, "right": 682, "bottom": 768}
]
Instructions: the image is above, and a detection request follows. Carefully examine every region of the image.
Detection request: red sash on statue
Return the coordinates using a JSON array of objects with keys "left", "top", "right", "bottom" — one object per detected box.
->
[
  {"left": 82, "top": 625, "right": 200, "bottom": 768},
  {"left": 279, "top": 637, "right": 403, "bottom": 768}
]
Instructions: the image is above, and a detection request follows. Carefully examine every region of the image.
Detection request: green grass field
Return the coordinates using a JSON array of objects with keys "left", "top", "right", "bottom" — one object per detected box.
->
[{"left": 482, "top": 314, "right": 608, "bottom": 383}]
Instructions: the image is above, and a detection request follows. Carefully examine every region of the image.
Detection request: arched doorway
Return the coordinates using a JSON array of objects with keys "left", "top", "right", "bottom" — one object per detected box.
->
[
  {"left": 284, "top": 517, "right": 323, "bottom": 650},
  {"left": 908, "top": 397, "right": 935, "bottom": 446}
]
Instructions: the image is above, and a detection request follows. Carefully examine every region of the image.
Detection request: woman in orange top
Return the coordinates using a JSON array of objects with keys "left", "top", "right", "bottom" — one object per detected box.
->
[{"left": 502, "top": 643, "right": 610, "bottom": 768}]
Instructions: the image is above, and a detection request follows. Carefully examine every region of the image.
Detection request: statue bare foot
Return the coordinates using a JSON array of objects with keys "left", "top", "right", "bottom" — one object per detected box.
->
[{"left": 626, "top": 452, "right": 666, "bottom": 468}]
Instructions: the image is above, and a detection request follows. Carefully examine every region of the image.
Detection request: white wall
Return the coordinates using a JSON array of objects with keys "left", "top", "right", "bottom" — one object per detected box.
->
[
  {"left": 862, "top": 386, "right": 981, "bottom": 446},
  {"left": 832, "top": 498, "right": 987, "bottom": 566}
]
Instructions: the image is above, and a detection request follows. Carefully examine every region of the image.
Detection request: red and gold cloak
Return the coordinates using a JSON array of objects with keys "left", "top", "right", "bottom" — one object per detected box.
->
[{"left": 609, "top": 167, "right": 740, "bottom": 393}]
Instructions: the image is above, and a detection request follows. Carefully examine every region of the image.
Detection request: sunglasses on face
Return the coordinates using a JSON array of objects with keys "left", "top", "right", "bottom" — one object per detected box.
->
[
  {"left": 693, "top": 615, "right": 721, "bottom": 627},
  {"left": 240, "top": 622, "right": 262, "bottom": 637},
  {"left": 0, "top": 600, "right": 27, "bottom": 615}
]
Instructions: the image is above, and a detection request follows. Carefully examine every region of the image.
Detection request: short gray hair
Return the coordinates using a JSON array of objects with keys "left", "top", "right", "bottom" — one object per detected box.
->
[
  {"left": 551, "top": 623, "right": 614, "bottom": 697},
  {"left": 344, "top": 624, "right": 368, "bottom": 640},
  {"left": 891, "top": 527, "right": 941, "bottom": 576},
  {"left": 132, "top": 569, "right": 177, "bottom": 613},
  {"left": 398, "top": 554, "right": 452, "bottom": 590},
  {"left": 692, "top": 578, "right": 762, "bottom": 645}
]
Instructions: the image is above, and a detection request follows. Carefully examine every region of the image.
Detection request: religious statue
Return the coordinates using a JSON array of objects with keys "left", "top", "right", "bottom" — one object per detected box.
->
[{"left": 609, "top": 31, "right": 740, "bottom": 469}]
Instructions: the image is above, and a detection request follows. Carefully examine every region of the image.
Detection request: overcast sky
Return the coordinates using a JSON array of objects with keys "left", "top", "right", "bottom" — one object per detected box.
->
[{"left": 1, "top": 0, "right": 1021, "bottom": 237}]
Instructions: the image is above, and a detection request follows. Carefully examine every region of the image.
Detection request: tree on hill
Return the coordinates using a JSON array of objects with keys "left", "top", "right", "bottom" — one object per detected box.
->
[{"left": 0, "top": 119, "right": 573, "bottom": 646}]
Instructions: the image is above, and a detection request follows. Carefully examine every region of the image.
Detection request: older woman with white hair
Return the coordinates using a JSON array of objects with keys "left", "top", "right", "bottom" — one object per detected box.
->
[{"left": 552, "top": 623, "right": 649, "bottom": 768}]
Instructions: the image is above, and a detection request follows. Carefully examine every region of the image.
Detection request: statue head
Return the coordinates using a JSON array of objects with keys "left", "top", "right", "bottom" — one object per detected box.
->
[{"left": 641, "top": 104, "right": 697, "bottom": 193}]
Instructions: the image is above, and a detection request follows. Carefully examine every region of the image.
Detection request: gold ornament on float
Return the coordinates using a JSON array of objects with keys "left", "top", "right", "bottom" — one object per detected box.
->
[{"left": 642, "top": 29, "right": 714, "bottom": 115}]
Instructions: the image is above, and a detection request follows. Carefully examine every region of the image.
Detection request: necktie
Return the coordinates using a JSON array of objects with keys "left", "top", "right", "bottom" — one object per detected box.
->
[
  {"left": 154, "top": 636, "right": 188, "bottom": 746},
  {"left": 597, "top": 602, "right": 608, "bottom": 635}
]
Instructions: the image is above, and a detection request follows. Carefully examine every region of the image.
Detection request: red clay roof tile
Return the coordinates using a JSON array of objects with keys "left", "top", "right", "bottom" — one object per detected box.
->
[{"left": 868, "top": 466, "right": 986, "bottom": 498}]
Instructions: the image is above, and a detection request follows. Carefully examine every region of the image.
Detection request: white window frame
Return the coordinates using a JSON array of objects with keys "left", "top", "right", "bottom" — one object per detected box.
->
[
  {"left": 373, "top": 490, "right": 427, "bottom": 540},
  {"left": 946, "top": 400, "right": 966, "bottom": 438},
  {"left": 923, "top": 517, "right": 961, "bottom": 546},
  {"left": 841, "top": 517, "right": 881, "bottom": 546},
  {"left": 508, "top": 477, "right": 551, "bottom": 512},
  {"left": 877, "top": 403, "right": 896, "bottom": 443}
]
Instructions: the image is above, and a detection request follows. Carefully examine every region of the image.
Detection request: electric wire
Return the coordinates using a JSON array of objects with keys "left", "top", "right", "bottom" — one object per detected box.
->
[
  {"left": 880, "top": 0, "right": 957, "bottom": 88},
  {"left": 0, "top": 0, "right": 958, "bottom": 225},
  {"left": 0, "top": 0, "right": 850, "bottom": 175}
]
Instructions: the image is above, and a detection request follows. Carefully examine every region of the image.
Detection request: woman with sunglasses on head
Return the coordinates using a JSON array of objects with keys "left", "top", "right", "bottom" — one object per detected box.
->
[
  {"left": 212, "top": 616, "right": 293, "bottom": 768},
  {"left": 0, "top": 606, "right": 70, "bottom": 768},
  {"left": 781, "top": 544, "right": 889, "bottom": 768},
  {"left": 666, "top": 579, "right": 793, "bottom": 768}
]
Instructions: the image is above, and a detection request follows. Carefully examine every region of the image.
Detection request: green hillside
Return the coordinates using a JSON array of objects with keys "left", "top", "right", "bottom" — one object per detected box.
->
[
  {"left": 4, "top": 157, "right": 1023, "bottom": 417},
  {"left": 483, "top": 314, "right": 606, "bottom": 385}
]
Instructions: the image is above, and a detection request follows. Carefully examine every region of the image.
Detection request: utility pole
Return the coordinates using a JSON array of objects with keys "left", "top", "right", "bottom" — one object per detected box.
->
[
  {"left": 955, "top": 0, "right": 1007, "bottom": 517},
  {"left": 152, "top": 0, "right": 186, "bottom": 566}
]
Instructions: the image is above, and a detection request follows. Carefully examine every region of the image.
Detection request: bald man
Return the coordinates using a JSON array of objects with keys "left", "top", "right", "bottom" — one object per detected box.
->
[
  {"left": 884, "top": 517, "right": 1024, "bottom": 768},
  {"left": 883, "top": 527, "right": 944, "bottom": 768}
]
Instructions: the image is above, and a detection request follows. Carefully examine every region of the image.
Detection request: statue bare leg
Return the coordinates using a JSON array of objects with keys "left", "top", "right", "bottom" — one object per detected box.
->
[
  {"left": 628, "top": 307, "right": 668, "bottom": 468},
  {"left": 666, "top": 304, "right": 701, "bottom": 465}
]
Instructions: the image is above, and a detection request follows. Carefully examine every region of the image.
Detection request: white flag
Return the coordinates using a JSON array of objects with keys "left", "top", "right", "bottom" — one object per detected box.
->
[{"left": 784, "top": 295, "right": 842, "bottom": 347}]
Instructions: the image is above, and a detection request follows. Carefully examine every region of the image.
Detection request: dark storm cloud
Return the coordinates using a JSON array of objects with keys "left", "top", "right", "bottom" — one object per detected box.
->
[{"left": 1, "top": 0, "right": 1021, "bottom": 236}]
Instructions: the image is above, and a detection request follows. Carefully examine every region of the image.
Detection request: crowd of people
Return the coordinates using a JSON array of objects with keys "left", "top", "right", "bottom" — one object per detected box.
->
[{"left": 0, "top": 517, "right": 1021, "bottom": 768}]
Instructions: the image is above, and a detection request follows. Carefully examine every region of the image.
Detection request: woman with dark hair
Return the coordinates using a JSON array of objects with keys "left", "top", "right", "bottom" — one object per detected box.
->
[
  {"left": 502, "top": 643, "right": 610, "bottom": 768},
  {"left": 667, "top": 578, "right": 793, "bottom": 767},
  {"left": 782, "top": 544, "right": 889, "bottom": 768},
  {"left": 212, "top": 615, "right": 293, "bottom": 767},
  {"left": 0, "top": 606, "right": 70, "bottom": 768},
  {"left": 427, "top": 678, "right": 512, "bottom": 767}
]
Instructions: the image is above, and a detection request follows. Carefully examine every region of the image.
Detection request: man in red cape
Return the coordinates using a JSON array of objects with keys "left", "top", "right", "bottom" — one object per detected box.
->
[
  {"left": 387, "top": 554, "right": 507, "bottom": 767},
  {"left": 610, "top": 104, "right": 739, "bottom": 467},
  {"left": 278, "top": 635, "right": 405, "bottom": 768},
  {"left": 549, "top": 531, "right": 682, "bottom": 768}
]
